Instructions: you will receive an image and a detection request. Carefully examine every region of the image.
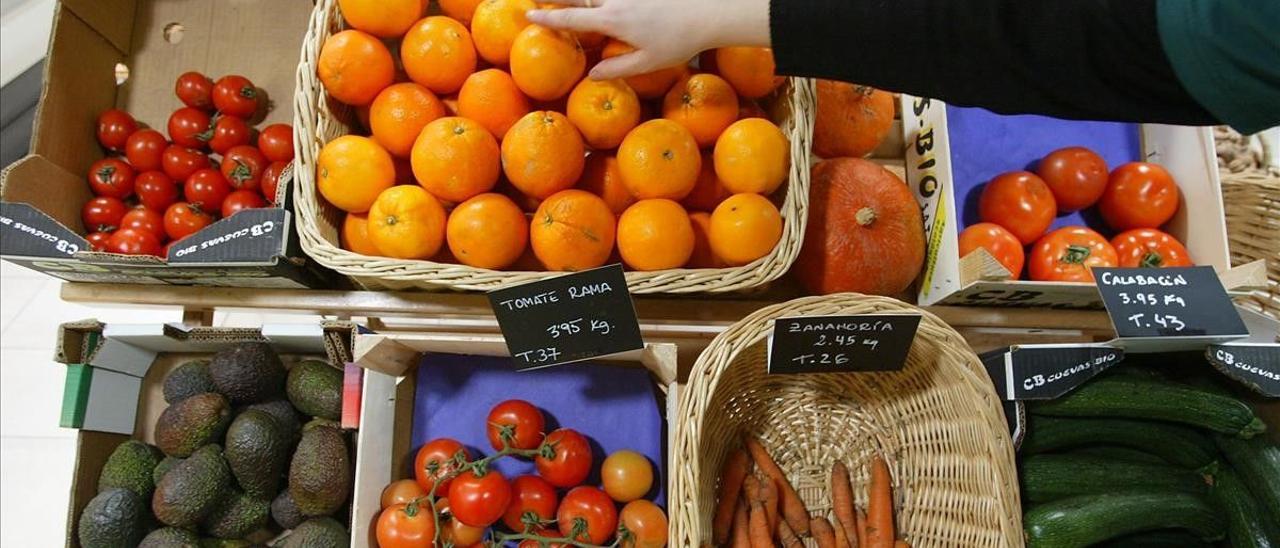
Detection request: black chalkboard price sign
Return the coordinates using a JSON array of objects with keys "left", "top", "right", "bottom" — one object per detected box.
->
[
  {"left": 1206, "top": 344, "right": 1280, "bottom": 397},
  {"left": 767, "top": 314, "right": 921, "bottom": 374},
  {"left": 487, "top": 264, "right": 643, "bottom": 371},
  {"left": 1095, "top": 266, "right": 1248, "bottom": 345},
  {"left": 981, "top": 344, "right": 1125, "bottom": 400}
]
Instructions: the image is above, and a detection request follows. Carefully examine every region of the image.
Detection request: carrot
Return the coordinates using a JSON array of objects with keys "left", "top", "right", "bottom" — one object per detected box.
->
[
  {"left": 812, "top": 516, "right": 838, "bottom": 548},
  {"left": 855, "top": 508, "right": 868, "bottom": 548},
  {"left": 731, "top": 499, "right": 751, "bottom": 548},
  {"left": 832, "top": 462, "right": 857, "bottom": 546},
  {"left": 713, "top": 449, "right": 752, "bottom": 545},
  {"left": 894, "top": 541, "right": 910, "bottom": 548},
  {"left": 744, "top": 435, "right": 810, "bottom": 535},
  {"left": 748, "top": 500, "right": 773, "bottom": 548},
  {"left": 865, "top": 456, "right": 894, "bottom": 548},
  {"left": 778, "top": 519, "right": 805, "bottom": 548},
  {"left": 835, "top": 526, "right": 852, "bottom": 548},
  {"left": 759, "top": 475, "right": 780, "bottom": 532}
]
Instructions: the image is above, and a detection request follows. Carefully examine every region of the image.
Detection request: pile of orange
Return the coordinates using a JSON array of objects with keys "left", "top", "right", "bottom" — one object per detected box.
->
[{"left": 318, "top": 0, "right": 789, "bottom": 272}]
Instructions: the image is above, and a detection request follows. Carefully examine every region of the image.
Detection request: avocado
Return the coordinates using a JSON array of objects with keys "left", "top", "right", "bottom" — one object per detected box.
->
[
  {"left": 98, "top": 440, "right": 162, "bottom": 499},
  {"left": 198, "top": 540, "right": 252, "bottom": 548},
  {"left": 285, "top": 360, "right": 343, "bottom": 421},
  {"left": 287, "top": 420, "right": 351, "bottom": 516},
  {"left": 155, "top": 393, "right": 232, "bottom": 458},
  {"left": 164, "top": 360, "right": 215, "bottom": 403},
  {"left": 281, "top": 517, "right": 349, "bottom": 548},
  {"left": 78, "top": 487, "right": 147, "bottom": 548},
  {"left": 270, "top": 490, "right": 305, "bottom": 530},
  {"left": 138, "top": 527, "right": 199, "bottom": 548},
  {"left": 243, "top": 399, "right": 302, "bottom": 445},
  {"left": 224, "top": 409, "right": 289, "bottom": 498},
  {"left": 209, "top": 343, "right": 286, "bottom": 404},
  {"left": 201, "top": 490, "right": 269, "bottom": 539},
  {"left": 153, "top": 456, "right": 184, "bottom": 486},
  {"left": 152, "top": 444, "right": 232, "bottom": 527}
]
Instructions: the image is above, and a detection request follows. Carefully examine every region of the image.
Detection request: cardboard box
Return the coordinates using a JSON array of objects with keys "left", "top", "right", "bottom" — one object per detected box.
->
[
  {"left": 350, "top": 332, "right": 679, "bottom": 548},
  {"left": 0, "top": 0, "right": 337, "bottom": 288},
  {"left": 56, "top": 319, "right": 357, "bottom": 547}
]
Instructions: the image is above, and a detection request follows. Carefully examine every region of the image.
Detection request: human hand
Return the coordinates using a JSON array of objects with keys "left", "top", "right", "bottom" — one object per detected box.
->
[{"left": 527, "top": 0, "right": 771, "bottom": 80}]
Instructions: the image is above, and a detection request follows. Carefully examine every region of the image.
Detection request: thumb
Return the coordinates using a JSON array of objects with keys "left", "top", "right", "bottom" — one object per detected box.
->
[{"left": 590, "top": 50, "right": 657, "bottom": 80}]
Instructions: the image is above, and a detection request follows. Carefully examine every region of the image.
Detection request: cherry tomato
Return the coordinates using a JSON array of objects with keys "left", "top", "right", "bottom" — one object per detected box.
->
[
  {"left": 978, "top": 171, "right": 1057, "bottom": 245},
  {"left": 212, "top": 75, "right": 260, "bottom": 118},
  {"left": 536, "top": 429, "right": 593, "bottom": 488},
  {"left": 162, "top": 145, "right": 212, "bottom": 181},
  {"left": 1099, "top": 162, "right": 1181, "bottom": 231},
  {"left": 1111, "top": 228, "right": 1192, "bottom": 268},
  {"left": 221, "top": 189, "right": 267, "bottom": 217},
  {"left": 96, "top": 109, "right": 137, "bottom": 151},
  {"left": 487, "top": 399, "right": 546, "bottom": 451},
  {"left": 124, "top": 129, "right": 169, "bottom": 172},
  {"left": 184, "top": 168, "right": 232, "bottom": 212},
  {"left": 261, "top": 161, "right": 287, "bottom": 204},
  {"left": 415, "top": 438, "right": 471, "bottom": 494},
  {"left": 618, "top": 500, "right": 668, "bottom": 548},
  {"left": 175, "top": 71, "right": 215, "bottom": 111},
  {"left": 87, "top": 158, "right": 136, "bottom": 199},
  {"left": 168, "top": 107, "right": 212, "bottom": 149},
  {"left": 1036, "top": 146, "right": 1109, "bottom": 212},
  {"left": 257, "top": 123, "right": 295, "bottom": 162},
  {"left": 121, "top": 207, "right": 167, "bottom": 241},
  {"left": 81, "top": 197, "right": 128, "bottom": 232},
  {"left": 1029, "top": 226, "right": 1118, "bottom": 283},
  {"left": 448, "top": 469, "right": 512, "bottom": 527},
  {"left": 958, "top": 222, "right": 1026, "bottom": 279},
  {"left": 221, "top": 145, "right": 268, "bottom": 191},
  {"left": 135, "top": 171, "right": 179, "bottom": 212},
  {"left": 503, "top": 475, "right": 559, "bottom": 533},
  {"left": 557, "top": 486, "right": 618, "bottom": 545},
  {"left": 164, "top": 202, "right": 215, "bottom": 241},
  {"left": 518, "top": 528, "right": 565, "bottom": 548},
  {"left": 601, "top": 450, "right": 653, "bottom": 503},
  {"left": 443, "top": 516, "right": 487, "bottom": 547},
  {"left": 86, "top": 231, "right": 112, "bottom": 252},
  {"left": 206, "top": 115, "right": 254, "bottom": 155},
  {"left": 381, "top": 479, "right": 427, "bottom": 510},
  {"left": 376, "top": 502, "right": 436, "bottom": 548},
  {"left": 106, "top": 227, "right": 163, "bottom": 256}
]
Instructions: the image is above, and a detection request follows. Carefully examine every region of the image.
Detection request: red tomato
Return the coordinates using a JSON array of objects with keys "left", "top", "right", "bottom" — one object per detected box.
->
[
  {"left": 212, "top": 75, "right": 260, "bottom": 118},
  {"left": 442, "top": 516, "right": 487, "bottom": 547},
  {"left": 958, "top": 222, "right": 1026, "bottom": 278},
  {"left": 518, "top": 528, "right": 565, "bottom": 548},
  {"left": 557, "top": 486, "right": 618, "bottom": 545},
  {"left": 503, "top": 475, "right": 558, "bottom": 533},
  {"left": 96, "top": 109, "right": 137, "bottom": 151},
  {"left": 206, "top": 115, "right": 254, "bottom": 155},
  {"left": 536, "top": 429, "right": 593, "bottom": 488},
  {"left": 124, "top": 129, "right": 169, "bottom": 172},
  {"left": 161, "top": 145, "right": 211, "bottom": 181},
  {"left": 487, "top": 399, "right": 546, "bottom": 451},
  {"left": 86, "top": 231, "right": 112, "bottom": 252},
  {"left": 415, "top": 438, "right": 471, "bottom": 494},
  {"left": 1098, "top": 162, "right": 1181, "bottom": 231},
  {"left": 175, "top": 71, "right": 215, "bottom": 111},
  {"left": 221, "top": 145, "right": 268, "bottom": 191},
  {"left": 121, "top": 207, "right": 166, "bottom": 241},
  {"left": 221, "top": 189, "right": 267, "bottom": 217},
  {"left": 81, "top": 197, "right": 128, "bottom": 232},
  {"left": 87, "top": 158, "right": 136, "bottom": 199},
  {"left": 1111, "top": 228, "right": 1192, "bottom": 268},
  {"left": 618, "top": 500, "right": 668, "bottom": 548},
  {"left": 448, "top": 469, "right": 512, "bottom": 527},
  {"left": 184, "top": 169, "right": 232, "bottom": 212},
  {"left": 376, "top": 502, "right": 437, "bottom": 548},
  {"left": 261, "top": 161, "right": 288, "bottom": 204},
  {"left": 168, "top": 107, "right": 212, "bottom": 149},
  {"left": 257, "top": 123, "right": 295, "bottom": 162},
  {"left": 1029, "top": 226, "right": 1118, "bottom": 283},
  {"left": 135, "top": 171, "right": 179, "bottom": 212},
  {"left": 164, "top": 202, "right": 215, "bottom": 240},
  {"left": 978, "top": 171, "right": 1057, "bottom": 245},
  {"left": 1036, "top": 146, "right": 1109, "bottom": 212},
  {"left": 106, "top": 228, "right": 163, "bottom": 256}
]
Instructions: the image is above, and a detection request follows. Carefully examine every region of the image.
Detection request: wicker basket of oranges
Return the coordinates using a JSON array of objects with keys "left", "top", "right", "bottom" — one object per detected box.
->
[{"left": 293, "top": 0, "right": 815, "bottom": 292}]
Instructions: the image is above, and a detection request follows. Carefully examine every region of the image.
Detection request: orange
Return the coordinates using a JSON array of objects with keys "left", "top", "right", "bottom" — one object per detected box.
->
[
  {"left": 501, "top": 111, "right": 586, "bottom": 199},
  {"left": 617, "top": 119, "right": 701, "bottom": 200},
  {"left": 447, "top": 193, "right": 529, "bottom": 269},
  {"left": 317, "top": 30, "right": 396, "bottom": 106},
  {"left": 401, "top": 16, "right": 477, "bottom": 95},
  {"left": 497, "top": 177, "right": 544, "bottom": 212},
  {"left": 714, "top": 47, "right": 783, "bottom": 99},
  {"left": 709, "top": 193, "right": 782, "bottom": 266},
  {"left": 713, "top": 118, "right": 790, "bottom": 194},
  {"left": 601, "top": 40, "right": 687, "bottom": 99},
  {"left": 578, "top": 153, "right": 635, "bottom": 215},
  {"left": 686, "top": 211, "right": 726, "bottom": 268},
  {"left": 566, "top": 79, "right": 641, "bottom": 149},
  {"left": 682, "top": 152, "right": 731, "bottom": 211},
  {"left": 411, "top": 117, "right": 501, "bottom": 203},
  {"left": 531, "top": 189, "right": 616, "bottom": 271},
  {"left": 317, "top": 135, "right": 396, "bottom": 213},
  {"left": 341, "top": 212, "right": 381, "bottom": 255},
  {"left": 509, "top": 25, "right": 586, "bottom": 101},
  {"left": 458, "top": 69, "right": 531, "bottom": 140},
  {"left": 617, "top": 199, "right": 695, "bottom": 271},
  {"left": 440, "top": 0, "right": 486, "bottom": 24},
  {"left": 662, "top": 73, "right": 739, "bottom": 148},
  {"left": 337, "top": 0, "right": 425, "bottom": 38},
  {"left": 367, "top": 186, "right": 447, "bottom": 259},
  {"left": 471, "top": 0, "right": 536, "bottom": 65},
  {"left": 369, "top": 83, "right": 447, "bottom": 158}
]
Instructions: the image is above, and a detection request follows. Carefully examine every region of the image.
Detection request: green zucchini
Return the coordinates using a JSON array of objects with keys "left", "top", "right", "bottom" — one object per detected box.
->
[
  {"left": 1024, "top": 491, "right": 1225, "bottom": 547},
  {"left": 1021, "top": 416, "right": 1218, "bottom": 468},
  {"left": 1096, "top": 529, "right": 1213, "bottom": 547},
  {"left": 1067, "top": 446, "right": 1166, "bottom": 464},
  {"left": 1028, "top": 375, "right": 1266, "bottom": 438},
  {"left": 1019, "top": 454, "right": 1209, "bottom": 503},
  {"left": 1211, "top": 465, "right": 1280, "bottom": 547},
  {"left": 1215, "top": 435, "right": 1280, "bottom": 521}
]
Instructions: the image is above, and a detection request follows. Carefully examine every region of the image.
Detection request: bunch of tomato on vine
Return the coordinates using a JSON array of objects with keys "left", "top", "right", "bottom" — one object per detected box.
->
[
  {"left": 85, "top": 71, "right": 293, "bottom": 256},
  {"left": 377, "top": 400, "right": 669, "bottom": 548}
]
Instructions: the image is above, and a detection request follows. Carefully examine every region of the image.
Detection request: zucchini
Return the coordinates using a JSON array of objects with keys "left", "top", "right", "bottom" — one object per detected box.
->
[
  {"left": 1216, "top": 435, "right": 1280, "bottom": 521},
  {"left": 1028, "top": 375, "right": 1266, "bottom": 438},
  {"left": 1023, "top": 491, "right": 1225, "bottom": 547},
  {"left": 1021, "top": 416, "right": 1218, "bottom": 468},
  {"left": 1019, "top": 454, "right": 1209, "bottom": 503},
  {"left": 1066, "top": 446, "right": 1167, "bottom": 465},
  {"left": 1211, "top": 465, "right": 1280, "bottom": 547},
  {"left": 1096, "top": 529, "right": 1213, "bottom": 547}
]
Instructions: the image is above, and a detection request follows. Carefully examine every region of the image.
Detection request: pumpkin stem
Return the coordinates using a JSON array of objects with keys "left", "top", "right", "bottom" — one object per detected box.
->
[
  {"left": 1139, "top": 251, "right": 1164, "bottom": 268},
  {"left": 855, "top": 207, "right": 877, "bottom": 226},
  {"left": 1061, "top": 244, "right": 1092, "bottom": 264}
]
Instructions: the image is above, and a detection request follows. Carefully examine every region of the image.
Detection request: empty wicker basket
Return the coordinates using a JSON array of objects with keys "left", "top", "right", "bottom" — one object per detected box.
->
[{"left": 672, "top": 294, "right": 1023, "bottom": 547}]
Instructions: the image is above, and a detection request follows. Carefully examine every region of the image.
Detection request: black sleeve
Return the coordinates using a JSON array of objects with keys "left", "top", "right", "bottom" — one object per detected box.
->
[{"left": 770, "top": 0, "right": 1220, "bottom": 126}]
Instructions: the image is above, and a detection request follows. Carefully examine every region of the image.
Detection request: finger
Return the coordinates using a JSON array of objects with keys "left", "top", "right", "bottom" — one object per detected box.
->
[
  {"left": 526, "top": 7, "right": 606, "bottom": 33},
  {"left": 590, "top": 50, "right": 658, "bottom": 80}
]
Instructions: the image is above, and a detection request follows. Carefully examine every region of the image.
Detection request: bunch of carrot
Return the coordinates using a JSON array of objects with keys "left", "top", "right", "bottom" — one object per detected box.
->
[{"left": 712, "top": 435, "right": 910, "bottom": 548}]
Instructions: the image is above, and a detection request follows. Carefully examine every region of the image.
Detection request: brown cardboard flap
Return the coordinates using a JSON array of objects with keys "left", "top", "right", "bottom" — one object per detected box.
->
[
  {"left": 1, "top": 156, "right": 93, "bottom": 232},
  {"left": 66, "top": 430, "right": 130, "bottom": 548},
  {"left": 63, "top": 0, "right": 138, "bottom": 54},
  {"left": 55, "top": 320, "right": 106, "bottom": 365}
]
